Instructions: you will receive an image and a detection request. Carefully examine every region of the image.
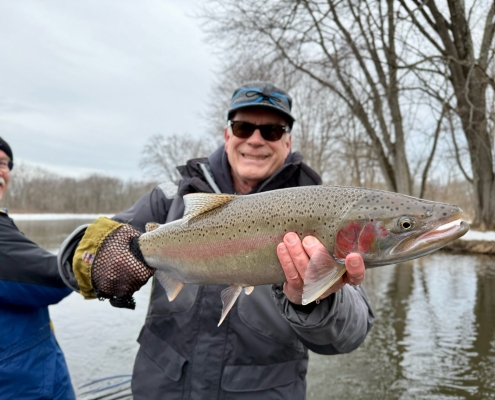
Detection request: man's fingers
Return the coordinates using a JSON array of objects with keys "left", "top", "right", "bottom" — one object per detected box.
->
[
  {"left": 278, "top": 235, "right": 365, "bottom": 302},
  {"left": 345, "top": 252, "right": 365, "bottom": 285},
  {"left": 301, "top": 236, "right": 327, "bottom": 258},
  {"left": 277, "top": 243, "right": 301, "bottom": 284},
  {"left": 283, "top": 232, "right": 310, "bottom": 277},
  {"left": 277, "top": 242, "right": 304, "bottom": 304}
]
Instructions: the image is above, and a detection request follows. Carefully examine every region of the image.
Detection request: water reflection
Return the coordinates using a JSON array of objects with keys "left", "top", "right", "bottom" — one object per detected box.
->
[
  {"left": 307, "top": 254, "right": 495, "bottom": 399},
  {"left": 14, "top": 217, "right": 97, "bottom": 253},
  {"left": 12, "top": 218, "right": 495, "bottom": 398}
]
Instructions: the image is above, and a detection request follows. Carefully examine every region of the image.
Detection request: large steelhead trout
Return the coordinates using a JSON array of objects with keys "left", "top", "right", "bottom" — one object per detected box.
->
[{"left": 139, "top": 186, "right": 469, "bottom": 325}]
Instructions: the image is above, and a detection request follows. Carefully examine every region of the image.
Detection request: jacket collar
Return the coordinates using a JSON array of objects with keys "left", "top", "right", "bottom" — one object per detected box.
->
[
  {"left": 178, "top": 146, "right": 320, "bottom": 195},
  {"left": 208, "top": 146, "right": 314, "bottom": 195}
]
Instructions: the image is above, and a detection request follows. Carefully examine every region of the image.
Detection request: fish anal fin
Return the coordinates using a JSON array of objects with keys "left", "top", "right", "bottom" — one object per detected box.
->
[
  {"left": 182, "top": 193, "right": 236, "bottom": 223},
  {"left": 302, "top": 249, "right": 346, "bottom": 305},
  {"left": 155, "top": 271, "right": 184, "bottom": 302},
  {"left": 244, "top": 286, "right": 254, "bottom": 295},
  {"left": 145, "top": 222, "right": 160, "bottom": 232},
  {"left": 218, "top": 284, "right": 243, "bottom": 326}
]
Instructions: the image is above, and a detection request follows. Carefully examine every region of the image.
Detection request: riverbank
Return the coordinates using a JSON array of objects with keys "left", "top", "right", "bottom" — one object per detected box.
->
[{"left": 444, "top": 230, "right": 495, "bottom": 255}]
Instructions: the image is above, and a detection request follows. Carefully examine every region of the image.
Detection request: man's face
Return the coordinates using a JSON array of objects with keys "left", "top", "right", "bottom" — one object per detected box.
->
[
  {"left": 0, "top": 150, "right": 10, "bottom": 201},
  {"left": 224, "top": 108, "right": 292, "bottom": 194}
]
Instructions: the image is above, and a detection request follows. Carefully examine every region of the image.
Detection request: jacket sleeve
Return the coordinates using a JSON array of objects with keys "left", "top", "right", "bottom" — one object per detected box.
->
[
  {"left": 57, "top": 185, "right": 174, "bottom": 295},
  {"left": 112, "top": 185, "right": 173, "bottom": 229},
  {"left": 272, "top": 284, "right": 374, "bottom": 354},
  {"left": 0, "top": 215, "right": 72, "bottom": 308}
]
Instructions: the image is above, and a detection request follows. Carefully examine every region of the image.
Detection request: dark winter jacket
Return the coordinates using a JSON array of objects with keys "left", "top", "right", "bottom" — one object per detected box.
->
[
  {"left": 118, "top": 147, "right": 374, "bottom": 399},
  {"left": 60, "top": 147, "right": 374, "bottom": 399},
  {"left": 0, "top": 210, "right": 75, "bottom": 400}
]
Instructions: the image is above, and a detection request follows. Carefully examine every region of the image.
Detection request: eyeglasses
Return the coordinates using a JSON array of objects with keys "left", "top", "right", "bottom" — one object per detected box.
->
[
  {"left": 228, "top": 120, "right": 291, "bottom": 142},
  {"left": 0, "top": 159, "right": 13, "bottom": 171}
]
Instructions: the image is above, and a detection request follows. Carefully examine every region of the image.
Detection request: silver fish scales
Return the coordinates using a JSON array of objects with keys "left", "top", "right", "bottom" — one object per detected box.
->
[{"left": 139, "top": 186, "right": 469, "bottom": 325}]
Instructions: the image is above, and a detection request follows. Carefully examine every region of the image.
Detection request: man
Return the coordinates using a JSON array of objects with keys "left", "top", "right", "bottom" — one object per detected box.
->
[
  {"left": 58, "top": 82, "right": 374, "bottom": 399},
  {"left": 0, "top": 137, "right": 76, "bottom": 400}
]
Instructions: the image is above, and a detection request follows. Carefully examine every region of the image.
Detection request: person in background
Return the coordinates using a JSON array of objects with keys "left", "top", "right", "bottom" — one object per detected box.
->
[
  {"left": 0, "top": 137, "right": 75, "bottom": 400},
  {"left": 58, "top": 82, "right": 374, "bottom": 399}
]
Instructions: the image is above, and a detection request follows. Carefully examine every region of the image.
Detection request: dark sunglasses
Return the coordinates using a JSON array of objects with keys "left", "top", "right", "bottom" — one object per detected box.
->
[{"left": 228, "top": 120, "right": 291, "bottom": 142}]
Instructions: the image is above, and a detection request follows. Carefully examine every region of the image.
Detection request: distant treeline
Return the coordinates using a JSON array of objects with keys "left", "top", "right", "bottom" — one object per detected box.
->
[
  {"left": 1, "top": 161, "right": 475, "bottom": 220},
  {"left": 2, "top": 163, "right": 157, "bottom": 214}
]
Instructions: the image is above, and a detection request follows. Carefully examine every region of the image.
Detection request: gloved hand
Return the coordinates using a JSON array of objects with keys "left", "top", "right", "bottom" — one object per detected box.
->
[{"left": 91, "top": 225, "right": 155, "bottom": 309}]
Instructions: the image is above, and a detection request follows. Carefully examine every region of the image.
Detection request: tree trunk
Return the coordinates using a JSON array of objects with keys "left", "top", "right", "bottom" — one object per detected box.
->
[{"left": 454, "top": 75, "right": 495, "bottom": 229}]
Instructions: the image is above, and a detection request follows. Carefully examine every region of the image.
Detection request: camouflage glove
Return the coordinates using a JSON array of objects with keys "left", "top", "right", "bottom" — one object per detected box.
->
[{"left": 91, "top": 224, "right": 155, "bottom": 309}]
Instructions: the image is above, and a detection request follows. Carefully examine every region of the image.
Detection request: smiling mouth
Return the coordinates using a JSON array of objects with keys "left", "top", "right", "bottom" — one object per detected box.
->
[{"left": 242, "top": 153, "right": 269, "bottom": 161}]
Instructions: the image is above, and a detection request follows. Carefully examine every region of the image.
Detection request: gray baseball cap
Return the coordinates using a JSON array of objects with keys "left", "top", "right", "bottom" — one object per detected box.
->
[{"left": 227, "top": 82, "right": 295, "bottom": 127}]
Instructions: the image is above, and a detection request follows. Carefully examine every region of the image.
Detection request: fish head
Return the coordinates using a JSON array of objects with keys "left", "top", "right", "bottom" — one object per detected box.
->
[{"left": 333, "top": 190, "right": 469, "bottom": 266}]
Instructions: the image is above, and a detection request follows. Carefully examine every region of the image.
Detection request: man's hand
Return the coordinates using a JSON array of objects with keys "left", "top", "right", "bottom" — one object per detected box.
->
[
  {"left": 276, "top": 232, "right": 365, "bottom": 305},
  {"left": 91, "top": 225, "right": 155, "bottom": 309}
]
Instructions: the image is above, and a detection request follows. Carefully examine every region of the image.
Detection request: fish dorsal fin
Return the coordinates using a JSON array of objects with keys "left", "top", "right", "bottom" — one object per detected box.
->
[
  {"left": 218, "top": 284, "right": 243, "bottom": 326},
  {"left": 155, "top": 271, "right": 185, "bottom": 302},
  {"left": 302, "top": 249, "right": 347, "bottom": 305},
  {"left": 145, "top": 222, "right": 161, "bottom": 232},
  {"left": 183, "top": 193, "right": 236, "bottom": 223}
]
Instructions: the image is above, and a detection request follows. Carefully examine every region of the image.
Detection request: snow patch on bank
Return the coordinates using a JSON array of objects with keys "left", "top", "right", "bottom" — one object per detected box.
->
[
  {"left": 10, "top": 213, "right": 112, "bottom": 221},
  {"left": 461, "top": 230, "right": 495, "bottom": 242}
]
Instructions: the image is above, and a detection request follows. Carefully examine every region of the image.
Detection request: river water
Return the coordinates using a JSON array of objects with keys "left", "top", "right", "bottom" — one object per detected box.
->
[{"left": 13, "top": 217, "right": 495, "bottom": 399}]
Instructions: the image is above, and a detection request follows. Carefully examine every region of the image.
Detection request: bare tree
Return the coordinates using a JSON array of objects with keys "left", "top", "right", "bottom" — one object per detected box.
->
[
  {"left": 201, "top": 0, "right": 495, "bottom": 229},
  {"left": 2, "top": 162, "right": 155, "bottom": 213},
  {"left": 290, "top": 76, "right": 384, "bottom": 186},
  {"left": 397, "top": 0, "right": 495, "bottom": 229},
  {"left": 140, "top": 133, "right": 218, "bottom": 181},
  {"left": 201, "top": 0, "right": 446, "bottom": 196}
]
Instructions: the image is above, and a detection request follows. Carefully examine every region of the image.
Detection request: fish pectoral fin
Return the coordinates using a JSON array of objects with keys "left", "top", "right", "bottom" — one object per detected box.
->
[
  {"left": 182, "top": 193, "right": 237, "bottom": 224},
  {"left": 145, "top": 222, "right": 160, "bottom": 232},
  {"left": 244, "top": 286, "right": 254, "bottom": 295},
  {"left": 155, "top": 271, "right": 185, "bottom": 302},
  {"left": 218, "top": 284, "right": 243, "bottom": 326},
  {"left": 302, "top": 249, "right": 347, "bottom": 305}
]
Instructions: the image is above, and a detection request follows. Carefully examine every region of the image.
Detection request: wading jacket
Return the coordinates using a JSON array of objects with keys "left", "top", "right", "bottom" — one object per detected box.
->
[
  {"left": 61, "top": 147, "right": 375, "bottom": 400},
  {"left": 0, "top": 210, "right": 75, "bottom": 400}
]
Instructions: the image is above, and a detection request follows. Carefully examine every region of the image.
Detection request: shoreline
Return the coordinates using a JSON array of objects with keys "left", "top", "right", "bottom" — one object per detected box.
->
[
  {"left": 444, "top": 229, "right": 495, "bottom": 255},
  {"left": 444, "top": 239, "right": 495, "bottom": 255}
]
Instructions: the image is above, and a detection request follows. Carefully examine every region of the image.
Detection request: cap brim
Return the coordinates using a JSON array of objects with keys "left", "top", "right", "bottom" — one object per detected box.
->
[{"left": 228, "top": 103, "right": 295, "bottom": 124}]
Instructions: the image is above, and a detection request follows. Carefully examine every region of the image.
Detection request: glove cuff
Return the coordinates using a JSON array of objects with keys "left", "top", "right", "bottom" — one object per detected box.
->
[{"left": 73, "top": 217, "right": 124, "bottom": 299}]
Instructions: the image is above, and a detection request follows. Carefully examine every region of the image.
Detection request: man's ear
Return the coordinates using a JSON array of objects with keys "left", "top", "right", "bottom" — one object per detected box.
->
[{"left": 285, "top": 133, "right": 292, "bottom": 156}]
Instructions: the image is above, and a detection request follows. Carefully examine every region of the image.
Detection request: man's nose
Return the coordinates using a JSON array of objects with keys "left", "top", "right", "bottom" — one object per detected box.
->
[{"left": 246, "top": 129, "right": 265, "bottom": 143}]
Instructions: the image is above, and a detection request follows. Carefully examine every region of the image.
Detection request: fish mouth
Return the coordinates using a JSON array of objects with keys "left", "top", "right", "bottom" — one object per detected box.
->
[{"left": 400, "top": 218, "right": 470, "bottom": 256}]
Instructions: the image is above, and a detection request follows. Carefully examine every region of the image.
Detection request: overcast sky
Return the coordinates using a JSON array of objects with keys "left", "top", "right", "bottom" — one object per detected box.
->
[{"left": 0, "top": 0, "right": 218, "bottom": 180}]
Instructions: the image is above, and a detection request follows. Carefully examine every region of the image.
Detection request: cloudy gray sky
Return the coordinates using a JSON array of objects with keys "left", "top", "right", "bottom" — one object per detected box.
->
[{"left": 0, "top": 0, "right": 218, "bottom": 180}]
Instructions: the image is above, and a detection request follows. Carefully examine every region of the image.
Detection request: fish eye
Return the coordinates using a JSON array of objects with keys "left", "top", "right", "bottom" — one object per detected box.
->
[{"left": 398, "top": 217, "right": 414, "bottom": 231}]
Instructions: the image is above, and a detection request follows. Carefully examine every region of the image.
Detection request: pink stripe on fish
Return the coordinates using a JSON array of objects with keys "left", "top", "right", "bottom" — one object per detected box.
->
[{"left": 155, "top": 233, "right": 284, "bottom": 261}]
